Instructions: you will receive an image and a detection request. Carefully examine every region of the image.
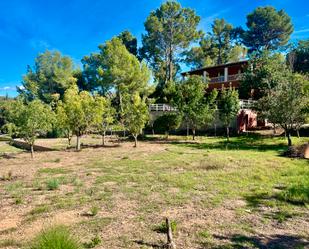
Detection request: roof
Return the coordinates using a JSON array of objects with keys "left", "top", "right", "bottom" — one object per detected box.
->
[{"left": 181, "top": 60, "right": 249, "bottom": 76}]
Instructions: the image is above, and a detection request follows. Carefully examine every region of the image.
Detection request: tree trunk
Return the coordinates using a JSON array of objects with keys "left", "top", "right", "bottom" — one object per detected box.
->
[
  {"left": 152, "top": 127, "right": 155, "bottom": 136},
  {"left": 68, "top": 134, "right": 72, "bottom": 146},
  {"left": 214, "top": 124, "right": 217, "bottom": 137},
  {"left": 102, "top": 131, "right": 106, "bottom": 146},
  {"left": 166, "top": 218, "right": 176, "bottom": 249},
  {"left": 76, "top": 135, "right": 81, "bottom": 151},
  {"left": 296, "top": 129, "right": 300, "bottom": 138},
  {"left": 165, "top": 131, "right": 169, "bottom": 140},
  {"left": 133, "top": 135, "right": 138, "bottom": 147},
  {"left": 192, "top": 128, "right": 196, "bottom": 141},
  {"left": 226, "top": 126, "right": 230, "bottom": 142},
  {"left": 186, "top": 124, "right": 189, "bottom": 137},
  {"left": 30, "top": 143, "right": 34, "bottom": 159},
  {"left": 287, "top": 130, "right": 292, "bottom": 147}
]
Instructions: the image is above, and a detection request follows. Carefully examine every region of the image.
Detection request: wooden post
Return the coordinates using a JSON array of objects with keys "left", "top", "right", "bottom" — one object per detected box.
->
[{"left": 166, "top": 218, "right": 176, "bottom": 249}]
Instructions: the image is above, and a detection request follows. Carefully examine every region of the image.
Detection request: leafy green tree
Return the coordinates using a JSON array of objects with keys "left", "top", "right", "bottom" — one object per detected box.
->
[
  {"left": 9, "top": 100, "right": 55, "bottom": 158},
  {"left": 176, "top": 75, "right": 217, "bottom": 140},
  {"left": 55, "top": 101, "right": 73, "bottom": 146},
  {"left": 242, "top": 6, "right": 293, "bottom": 53},
  {"left": 60, "top": 87, "right": 103, "bottom": 151},
  {"left": 123, "top": 92, "right": 149, "bottom": 147},
  {"left": 90, "top": 38, "right": 152, "bottom": 134},
  {"left": 153, "top": 113, "right": 182, "bottom": 139},
  {"left": 240, "top": 51, "right": 288, "bottom": 99},
  {"left": 141, "top": 1, "right": 201, "bottom": 98},
  {"left": 258, "top": 73, "right": 309, "bottom": 146},
  {"left": 287, "top": 39, "right": 309, "bottom": 73},
  {"left": 218, "top": 87, "right": 240, "bottom": 141},
  {"left": 19, "top": 50, "right": 77, "bottom": 104},
  {"left": 94, "top": 97, "right": 115, "bottom": 146},
  {"left": 117, "top": 30, "right": 138, "bottom": 57}
]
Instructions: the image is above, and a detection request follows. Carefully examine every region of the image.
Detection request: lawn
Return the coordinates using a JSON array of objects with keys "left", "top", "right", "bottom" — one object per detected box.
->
[{"left": 0, "top": 134, "right": 308, "bottom": 248}]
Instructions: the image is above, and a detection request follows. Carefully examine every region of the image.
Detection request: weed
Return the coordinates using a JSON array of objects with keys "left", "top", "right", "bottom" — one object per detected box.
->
[
  {"left": 89, "top": 206, "right": 99, "bottom": 216},
  {"left": 30, "top": 226, "right": 81, "bottom": 249},
  {"left": 46, "top": 178, "right": 60, "bottom": 190},
  {"left": 153, "top": 220, "right": 177, "bottom": 233},
  {"left": 83, "top": 235, "right": 101, "bottom": 248},
  {"left": 14, "top": 196, "right": 23, "bottom": 205},
  {"left": 29, "top": 205, "right": 50, "bottom": 216}
]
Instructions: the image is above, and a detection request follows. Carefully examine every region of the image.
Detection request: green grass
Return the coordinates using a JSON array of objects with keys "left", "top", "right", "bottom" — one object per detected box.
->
[
  {"left": 0, "top": 141, "right": 23, "bottom": 154},
  {"left": 46, "top": 178, "right": 60, "bottom": 190},
  {"left": 1, "top": 134, "right": 308, "bottom": 248},
  {"left": 30, "top": 226, "right": 81, "bottom": 249}
]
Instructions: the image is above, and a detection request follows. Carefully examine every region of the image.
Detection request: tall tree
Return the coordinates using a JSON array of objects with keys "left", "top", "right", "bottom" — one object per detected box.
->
[
  {"left": 184, "top": 19, "right": 247, "bottom": 68},
  {"left": 242, "top": 6, "right": 293, "bottom": 53},
  {"left": 287, "top": 39, "right": 309, "bottom": 73},
  {"left": 123, "top": 92, "right": 149, "bottom": 147},
  {"left": 258, "top": 73, "right": 309, "bottom": 146},
  {"left": 8, "top": 99, "right": 55, "bottom": 158},
  {"left": 141, "top": 1, "right": 201, "bottom": 98},
  {"left": 19, "top": 50, "right": 77, "bottom": 104},
  {"left": 175, "top": 75, "right": 217, "bottom": 140},
  {"left": 117, "top": 30, "right": 138, "bottom": 57},
  {"left": 84, "top": 37, "right": 151, "bottom": 134},
  {"left": 218, "top": 87, "right": 240, "bottom": 141}
]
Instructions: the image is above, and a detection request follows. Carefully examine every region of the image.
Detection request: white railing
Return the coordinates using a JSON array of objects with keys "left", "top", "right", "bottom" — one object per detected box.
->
[
  {"left": 209, "top": 74, "right": 243, "bottom": 84},
  {"left": 239, "top": 99, "right": 256, "bottom": 109},
  {"left": 149, "top": 104, "right": 178, "bottom": 112}
]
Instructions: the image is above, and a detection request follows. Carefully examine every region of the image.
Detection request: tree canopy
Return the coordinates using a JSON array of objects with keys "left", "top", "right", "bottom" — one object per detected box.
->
[
  {"left": 258, "top": 73, "right": 309, "bottom": 146},
  {"left": 218, "top": 87, "right": 240, "bottom": 141},
  {"left": 175, "top": 75, "right": 217, "bottom": 139},
  {"left": 242, "top": 6, "right": 293, "bottom": 53},
  {"left": 141, "top": 0, "right": 201, "bottom": 99},
  {"left": 19, "top": 50, "right": 76, "bottom": 104}
]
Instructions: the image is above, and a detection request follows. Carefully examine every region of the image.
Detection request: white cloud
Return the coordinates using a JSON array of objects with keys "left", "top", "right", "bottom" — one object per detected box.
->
[
  {"left": 0, "top": 86, "right": 16, "bottom": 91},
  {"left": 29, "top": 39, "right": 50, "bottom": 50},
  {"left": 199, "top": 8, "right": 231, "bottom": 31}
]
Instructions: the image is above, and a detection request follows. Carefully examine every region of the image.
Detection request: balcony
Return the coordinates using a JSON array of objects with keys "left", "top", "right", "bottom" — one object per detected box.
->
[
  {"left": 149, "top": 104, "right": 178, "bottom": 112},
  {"left": 209, "top": 74, "right": 243, "bottom": 84}
]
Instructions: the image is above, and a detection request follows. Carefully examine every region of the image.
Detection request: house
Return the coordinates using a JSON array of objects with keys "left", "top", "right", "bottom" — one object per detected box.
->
[
  {"left": 181, "top": 60, "right": 260, "bottom": 132},
  {"left": 181, "top": 60, "right": 248, "bottom": 91}
]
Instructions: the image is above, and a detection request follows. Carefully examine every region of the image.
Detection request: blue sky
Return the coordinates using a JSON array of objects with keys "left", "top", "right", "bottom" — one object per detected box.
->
[{"left": 0, "top": 0, "right": 308, "bottom": 97}]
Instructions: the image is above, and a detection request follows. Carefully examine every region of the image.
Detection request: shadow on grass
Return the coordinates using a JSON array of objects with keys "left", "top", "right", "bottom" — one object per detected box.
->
[
  {"left": 145, "top": 133, "right": 288, "bottom": 153},
  {"left": 209, "top": 234, "right": 308, "bottom": 249}
]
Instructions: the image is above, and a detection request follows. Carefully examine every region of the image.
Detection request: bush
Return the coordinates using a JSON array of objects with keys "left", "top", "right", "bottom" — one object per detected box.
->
[
  {"left": 46, "top": 178, "right": 60, "bottom": 190},
  {"left": 153, "top": 113, "right": 182, "bottom": 136},
  {"left": 30, "top": 226, "right": 81, "bottom": 249}
]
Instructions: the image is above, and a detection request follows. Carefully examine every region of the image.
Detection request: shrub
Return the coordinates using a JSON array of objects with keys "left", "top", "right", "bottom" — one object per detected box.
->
[
  {"left": 153, "top": 220, "right": 177, "bottom": 233},
  {"left": 153, "top": 113, "right": 182, "bottom": 137},
  {"left": 30, "top": 226, "right": 81, "bottom": 249},
  {"left": 46, "top": 178, "right": 60, "bottom": 190}
]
